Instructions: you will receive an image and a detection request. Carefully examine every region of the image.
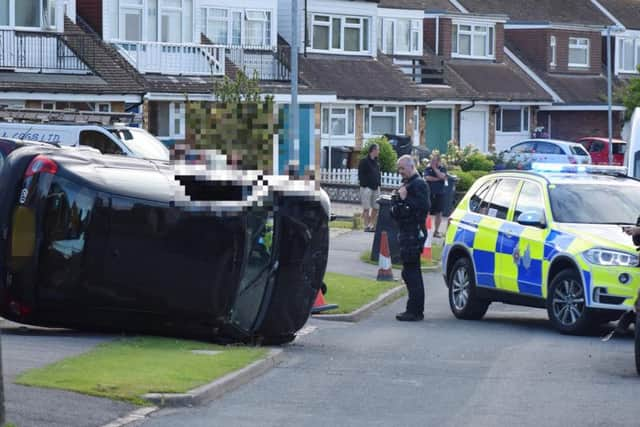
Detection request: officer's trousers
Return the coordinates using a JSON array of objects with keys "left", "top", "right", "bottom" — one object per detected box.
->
[{"left": 401, "top": 259, "right": 424, "bottom": 315}]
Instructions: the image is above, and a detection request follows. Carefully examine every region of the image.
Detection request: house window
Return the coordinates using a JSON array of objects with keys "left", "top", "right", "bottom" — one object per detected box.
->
[
  {"left": 321, "top": 107, "right": 356, "bottom": 137},
  {"left": 619, "top": 38, "right": 640, "bottom": 73},
  {"left": 452, "top": 23, "right": 495, "bottom": 59},
  {"left": 170, "top": 102, "right": 185, "bottom": 138},
  {"left": 120, "top": 0, "right": 143, "bottom": 41},
  {"left": 41, "top": 102, "right": 55, "bottom": 110},
  {"left": 378, "top": 18, "right": 422, "bottom": 54},
  {"left": 312, "top": 14, "right": 369, "bottom": 53},
  {"left": 0, "top": 0, "right": 53, "bottom": 28},
  {"left": 550, "top": 35, "right": 556, "bottom": 67},
  {"left": 363, "top": 106, "right": 406, "bottom": 135},
  {"left": 118, "top": 0, "right": 193, "bottom": 43},
  {"left": 496, "top": 107, "right": 529, "bottom": 133},
  {"left": 15, "top": 0, "right": 40, "bottom": 27},
  {"left": 201, "top": 8, "right": 272, "bottom": 46},
  {"left": 568, "top": 37, "right": 590, "bottom": 68},
  {"left": 95, "top": 103, "right": 111, "bottom": 113}
]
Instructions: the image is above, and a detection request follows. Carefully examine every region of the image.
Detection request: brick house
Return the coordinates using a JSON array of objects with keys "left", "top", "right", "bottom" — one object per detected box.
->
[
  {"left": 455, "top": 0, "right": 626, "bottom": 142},
  {"left": 0, "top": 0, "right": 145, "bottom": 114}
]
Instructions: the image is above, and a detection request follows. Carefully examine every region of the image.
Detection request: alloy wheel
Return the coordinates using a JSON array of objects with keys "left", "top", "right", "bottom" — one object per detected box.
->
[
  {"left": 552, "top": 279, "right": 585, "bottom": 326},
  {"left": 451, "top": 266, "right": 470, "bottom": 310}
]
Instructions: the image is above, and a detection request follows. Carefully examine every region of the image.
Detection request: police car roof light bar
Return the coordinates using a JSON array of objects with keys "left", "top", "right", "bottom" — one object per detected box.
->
[{"left": 530, "top": 162, "right": 628, "bottom": 176}]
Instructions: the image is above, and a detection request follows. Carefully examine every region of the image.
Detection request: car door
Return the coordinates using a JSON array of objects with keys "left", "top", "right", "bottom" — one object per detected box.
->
[
  {"left": 534, "top": 141, "right": 565, "bottom": 163},
  {"left": 467, "top": 179, "right": 500, "bottom": 289},
  {"left": 497, "top": 180, "right": 546, "bottom": 297},
  {"left": 487, "top": 178, "right": 523, "bottom": 291},
  {"left": 508, "top": 141, "right": 535, "bottom": 166}
]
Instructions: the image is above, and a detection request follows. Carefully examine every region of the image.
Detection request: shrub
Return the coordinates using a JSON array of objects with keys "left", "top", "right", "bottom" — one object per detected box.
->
[
  {"left": 460, "top": 152, "right": 495, "bottom": 172},
  {"left": 360, "top": 136, "right": 398, "bottom": 173},
  {"left": 468, "top": 170, "right": 490, "bottom": 181},
  {"left": 452, "top": 170, "right": 474, "bottom": 193}
]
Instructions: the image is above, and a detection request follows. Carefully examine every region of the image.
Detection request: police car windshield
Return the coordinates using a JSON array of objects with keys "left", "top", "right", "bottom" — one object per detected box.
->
[{"left": 549, "top": 183, "right": 640, "bottom": 224}]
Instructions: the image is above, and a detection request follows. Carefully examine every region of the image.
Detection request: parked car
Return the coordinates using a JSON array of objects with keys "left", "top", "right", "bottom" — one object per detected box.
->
[
  {"left": 0, "top": 121, "right": 170, "bottom": 161},
  {"left": 0, "top": 138, "right": 329, "bottom": 344},
  {"left": 577, "top": 137, "right": 626, "bottom": 166},
  {"left": 504, "top": 139, "right": 591, "bottom": 167},
  {"left": 442, "top": 164, "right": 639, "bottom": 335}
]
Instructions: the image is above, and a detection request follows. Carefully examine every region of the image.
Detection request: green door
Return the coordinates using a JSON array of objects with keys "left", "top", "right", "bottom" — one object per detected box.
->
[{"left": 425, "top": 108, "right": 452, "bottom": 153}]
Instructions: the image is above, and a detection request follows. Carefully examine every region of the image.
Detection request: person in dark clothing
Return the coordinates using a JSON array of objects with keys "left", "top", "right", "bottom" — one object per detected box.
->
[
  {"left": 358, "top": 144, "right": 381, "bottom": 231},
  {"left": 424, "top": 153, "right": 448, "bottom": 238},
  {"left": 391, "top": 155, "right": 431, "bottom": 321}
]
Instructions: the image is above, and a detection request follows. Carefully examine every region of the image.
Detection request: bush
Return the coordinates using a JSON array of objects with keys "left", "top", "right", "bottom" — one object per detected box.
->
[
  {"left": 360, "top": 137, "right": 398, "bottom": 173},
  {"left": 468, "top": 170, "right": 490, "bottom": 180},
  {"left": 452, "top": 171, "right": 474, "bottom": 193},
  {"left": 460, "top": 152, "right": 494, "bottom": 172},
  {"left": 444, "top": 141, "right": 494, "bottom": 172}
]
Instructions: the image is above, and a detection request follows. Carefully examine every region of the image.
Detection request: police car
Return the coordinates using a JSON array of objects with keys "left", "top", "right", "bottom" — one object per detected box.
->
[{"left": 442, "top": 164, "right": 640, "bottom": 334}]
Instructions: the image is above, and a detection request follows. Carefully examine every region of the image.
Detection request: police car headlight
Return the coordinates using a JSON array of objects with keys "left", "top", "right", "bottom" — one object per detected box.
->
[{"left": 583, "top": 249, "right": 639, "bottom": 267}]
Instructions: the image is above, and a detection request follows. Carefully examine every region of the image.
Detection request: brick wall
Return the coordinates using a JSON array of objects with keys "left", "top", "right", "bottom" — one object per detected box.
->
[
  {"left": 488, "top": 105, "right": 496, "bottom": 151},
  {"left": 77, "top": 0, "right": 103, "bottom": 36},
  {"left": 495, "top": 23, "right": 505, "bottom": 63},
  {"left": 355, "top": 105, "right": 364, "bottom": 150},
  {"left": 505, "top": 29, "right": 549, "bottom": 71},
  {"left": 440, "top": 19, "right": 452, "bottom": 60},
  {"left": 424, "top": 18, "right": 436, "bottom": 52},
  {"left": 549, "top": 29, "right": 601, "bottom": 74},
  {"left": 542, "top": 110, "right": 623, "bottom": 141}
]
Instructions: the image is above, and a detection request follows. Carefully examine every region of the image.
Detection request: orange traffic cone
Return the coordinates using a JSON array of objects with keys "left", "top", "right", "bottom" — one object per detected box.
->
[
  {"left": 377, "top": 231, "right": 394, "bottom": 281},
  {"left": 421, "top": 215, "right": 433, "bottom": 262},
  {"left": 311, "top": 283, "right": 338, "bottom": 314}
]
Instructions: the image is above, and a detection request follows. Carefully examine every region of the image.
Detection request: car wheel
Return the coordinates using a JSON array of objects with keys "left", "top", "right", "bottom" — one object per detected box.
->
[
  {"left": 635, "top": 312, "right": 640, "bottom": 376},
  {"left": 547, "top": 269, "right": 593, "bottom": 335},
  {"left": 448, "top": 257, "right": 490, "bottom": 320}
]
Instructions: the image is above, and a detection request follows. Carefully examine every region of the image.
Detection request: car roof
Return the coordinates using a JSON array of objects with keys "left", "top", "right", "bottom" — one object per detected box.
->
[
  {"left": 481, "top": 169, "right": 640, "bottom": 186},
  {"left": 578, "top": 136, "right": 627, "bottom": 144}
]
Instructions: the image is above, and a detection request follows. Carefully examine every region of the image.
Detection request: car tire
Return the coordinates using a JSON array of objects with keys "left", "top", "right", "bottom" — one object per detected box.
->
[
  {"left": 635, "top": 312, "right": 640, "bottom": 376},
  {"left": 448, "top": 257, "right": 490, "bottom": 320},
  {"left": 261, "top": 333, "right": 296, "bottom": 345},
  {"left": 547, "top": 269, "right": 594, "bottom": 335}
]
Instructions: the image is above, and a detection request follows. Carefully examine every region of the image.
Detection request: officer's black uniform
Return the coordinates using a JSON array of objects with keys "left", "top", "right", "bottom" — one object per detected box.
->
[{"left": 390, "top": 173, "right": 430, "bottom": 319}]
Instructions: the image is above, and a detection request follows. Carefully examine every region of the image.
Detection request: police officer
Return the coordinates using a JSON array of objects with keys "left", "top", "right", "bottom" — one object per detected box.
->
[{"left": 391, "top": 155, "right": 430, "bottom": 321}]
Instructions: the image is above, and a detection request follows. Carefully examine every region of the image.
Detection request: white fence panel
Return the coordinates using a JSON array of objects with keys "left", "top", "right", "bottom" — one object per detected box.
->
[{"left": 320, "top": 169, "right": 402, "bottom": 187}]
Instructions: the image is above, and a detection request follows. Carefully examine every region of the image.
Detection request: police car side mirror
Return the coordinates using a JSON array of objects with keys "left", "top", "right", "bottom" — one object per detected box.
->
[{"left": 517, "top": 211, "right": 546, "bottom": 229}]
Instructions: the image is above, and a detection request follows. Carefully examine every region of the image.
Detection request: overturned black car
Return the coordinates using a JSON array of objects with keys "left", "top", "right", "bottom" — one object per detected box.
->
[{"left": 0, "top": 139, "right": 329, "bottom": 344}]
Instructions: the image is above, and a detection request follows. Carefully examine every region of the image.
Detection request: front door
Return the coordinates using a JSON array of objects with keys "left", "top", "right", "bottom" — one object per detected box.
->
[
  {"left": 425, "top": 108, "right": 452, "bottom": 153},
  {"left": 460, "top": 110, "right": 487, "bottom": 151}
]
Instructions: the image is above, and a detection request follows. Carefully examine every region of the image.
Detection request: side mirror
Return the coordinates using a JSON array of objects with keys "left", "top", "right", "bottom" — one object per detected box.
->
[{"left": 517, "top": 210, "right": 546, "bottom": 228}]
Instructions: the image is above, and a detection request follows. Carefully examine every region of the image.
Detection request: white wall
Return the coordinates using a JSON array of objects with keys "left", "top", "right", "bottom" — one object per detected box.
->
[
  {"left": 63, "top": 0, "right": 76, "bottom": 23},
  {"left": 277, "top": 0, "right": 295, "bottom": 45}
]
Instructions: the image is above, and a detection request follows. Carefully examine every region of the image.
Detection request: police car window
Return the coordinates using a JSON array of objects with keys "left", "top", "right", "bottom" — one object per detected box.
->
[
  {"left": 469, "top": 180, "right": 496, "bottom": 214},
  {"left": 514, "top": 181, "right": 544, "bottom": 222},
  {"left": 487, "top": 179, "right": 519, "bottom": 220},
  {"left": 535, "top": 142, "right": 563, "bottom": 155},
  {"left": 550, "top": 183, "right": 640, "bottom": 224}
]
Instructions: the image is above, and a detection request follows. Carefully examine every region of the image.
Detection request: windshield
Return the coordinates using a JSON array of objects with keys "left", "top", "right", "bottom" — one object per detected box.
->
[
  {"left": 549, "top": 183, "right": 640, "bottom": 224},
  {"left": 570, "top": 145, "right": 589, "bottom": 156},
  {"left": 110, "top": 128, "right": 170, "bottom": 161}
]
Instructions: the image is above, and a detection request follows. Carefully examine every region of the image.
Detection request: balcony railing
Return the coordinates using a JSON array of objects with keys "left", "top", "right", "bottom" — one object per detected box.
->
[
  {"left": 225, "top": 45, "right": 291, "bottom": 81},
  {"left": 0, "top": 29, "right": 94, "bottom": 73},
  {"left": 112, "top": 40, "right": 225, "bottom": 76}
]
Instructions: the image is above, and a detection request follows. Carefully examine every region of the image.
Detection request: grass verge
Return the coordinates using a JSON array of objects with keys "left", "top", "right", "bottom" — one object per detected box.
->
[
  {"left": 329, "top": 220, "right": 355, "bottom": 230},
  {"left": 15, "top": 336, "right": 267, "bottom": 405},
  {"left": 360, "top": 244, "right": 442, "bottom": 269},
  {"left": 322, "top": 272, "right": 399, "bottom": 315}
]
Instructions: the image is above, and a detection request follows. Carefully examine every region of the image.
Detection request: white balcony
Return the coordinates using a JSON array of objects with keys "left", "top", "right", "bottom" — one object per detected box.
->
[{"left": 111, "top": 40, "right": 225, "bottom": 76}]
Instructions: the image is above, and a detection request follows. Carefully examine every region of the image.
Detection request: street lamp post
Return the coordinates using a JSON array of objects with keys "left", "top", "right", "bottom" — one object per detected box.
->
[
  {"left": 606, "top": 25, "right": 625, "bottom": 165},
  {"left": 289, "top": 0, "right": 300, "bottom": 176}
]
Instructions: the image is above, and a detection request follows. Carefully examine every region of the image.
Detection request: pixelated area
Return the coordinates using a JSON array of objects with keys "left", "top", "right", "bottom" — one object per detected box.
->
[{"left": 181, "top": 101, "right": 277, "bottom": 172}]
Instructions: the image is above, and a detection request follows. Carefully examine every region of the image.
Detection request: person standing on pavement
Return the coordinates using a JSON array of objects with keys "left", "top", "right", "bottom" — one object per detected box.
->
[
  {"left": 424, "top": 153, "right": 448, "bottom": 238},
  {"left": 358, "top": 143, "right": 381, "bottom": 232},
  {"left": 391, "top": 155, "right": 430, "bottom": 321}
]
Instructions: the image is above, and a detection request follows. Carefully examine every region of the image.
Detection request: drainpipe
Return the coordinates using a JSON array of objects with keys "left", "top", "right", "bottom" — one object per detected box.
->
[
  {"left": 435, "top": 16, "right": 439, "bottom": 56},
  {"left": 304, "top": 0, "right": 308, "bottom": 57}
]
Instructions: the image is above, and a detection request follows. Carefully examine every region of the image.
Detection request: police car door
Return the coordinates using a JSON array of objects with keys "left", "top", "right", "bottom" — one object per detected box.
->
[
  {"left": 488, "top": 178, "right": 521, "bottom": 291},
  {"left": 498, "top": 180, "right": 546, "bottom": 297}
]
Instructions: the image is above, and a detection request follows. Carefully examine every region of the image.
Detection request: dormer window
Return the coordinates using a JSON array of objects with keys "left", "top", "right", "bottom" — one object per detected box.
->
[
  {"left": 452, "top": 23, "right": 495, "bottom": 59},
  {"left": 200, "top": 7, "right": 272, "bottom": 47},
  {"left": 618, "top": 38, "right": 640, "bottom": 73},
  {"left": 378, "top": 18, "right": 422, "bottom": 55},
  {"left": 568, "top": 37, "right": 589, "bottom": 68},
  {"left": 311, "top": 14, "right": 370, "bottom": 53},
  {"left": 0, "top": 0, "right": 54, "bottom": 29},
  {"left": 118, "top": 0, "right": 194, "bottom": 43}
]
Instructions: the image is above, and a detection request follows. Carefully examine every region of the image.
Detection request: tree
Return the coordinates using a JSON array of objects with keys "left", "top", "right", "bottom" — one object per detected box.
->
[
  {"left": 618, "top": 66, "right": 640, "bottom": 120},
  {"left": 360, "top": 136, "right": 398, "bottom": 173}
]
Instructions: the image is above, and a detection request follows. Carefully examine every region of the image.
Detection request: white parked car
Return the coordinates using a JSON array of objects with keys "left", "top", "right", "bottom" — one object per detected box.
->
[{"left": 504, "top": 139, "right": 592, "bottom": 166}]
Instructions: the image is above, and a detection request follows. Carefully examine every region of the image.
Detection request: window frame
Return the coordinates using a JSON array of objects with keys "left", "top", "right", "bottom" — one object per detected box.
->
[
  {"left": 568, "top": 37, "right": 590, "bottom": 68},
  {"left": 496, "top": 106, "right": 530, "bottom": 134},
  {"left": 550, "top": 35, "right": 557, "bottom": 67},
  {"left": 311, "top": 13, "right": 370, "bottom": 54},
  {"left": 378, "top": 17, "right": 422, "bottom": 55},
  {"left": 117, "top": 0, "right": 194, "bottom": 43},
  {"left": 201, "top": 7, "right": 272, "bottom": 47},
  {"left": 452, "top": 22, "right": 495, "bottom": 60},
  {"left": 363, "top": 105, "right": 406, "bottom": 136},
  {"left": 0, "top": 0, "right": 45, "bottom": 30},
  {"left": 618, "top": 37, "right": 640, "bottom": 74},
  {"left": 321, "top": 106, "right": 356, "bottom": 137},
  {"left": 512, "top": 179, "right": 546, "bottom": 224}
]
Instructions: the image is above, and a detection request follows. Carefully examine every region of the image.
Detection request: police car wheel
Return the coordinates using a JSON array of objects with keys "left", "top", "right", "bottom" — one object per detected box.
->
[
  {"left": 635, "top": 312, "right": 640, "bottom": 375},
  {"left": 448, "top": 257, "right": 489, "bottom": 320},
  {"left": 547, "top": 269, "right": 593, "bottom": 335}
]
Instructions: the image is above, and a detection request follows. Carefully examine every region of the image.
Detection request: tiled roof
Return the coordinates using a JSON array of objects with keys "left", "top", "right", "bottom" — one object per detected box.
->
[
  {"left": 378, "top": 0, "right": 459, "bottom": 12},
  {"left": 457, "top": 0, "right": 613, "bottom": 25},
  {"left": 598, "top": 0, "right": 640, "bottom": 29},
  {"left": 299, "top": 54, "right": 424, "bottom": 101},
  {"left": 0, "top": 18, "right": 145, "bottom": 95},
  {"left": 440, "top": 58, "right": 553, "bottom": 102}
]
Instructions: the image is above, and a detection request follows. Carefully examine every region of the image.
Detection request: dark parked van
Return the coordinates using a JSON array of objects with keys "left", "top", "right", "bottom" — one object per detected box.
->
[{"left": 0, "top": 139, "right": 329, "bottom": 343}]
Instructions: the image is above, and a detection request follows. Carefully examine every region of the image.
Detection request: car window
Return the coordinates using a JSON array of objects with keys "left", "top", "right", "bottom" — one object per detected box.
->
[
  {"left": 535, "top": 142, "right": 563, "bottom": 155},
  {"left": 514, "top": 181, "right": 545, "bottom": 223},
  {"left": 469, "top": 179, "right": 496, "bottom": 214},
  {"left": 588, "top": 141, "right": 604, "bottom": 153},
  {"left": 570, "top": 145, "right": 589, "bottom": 156},
  {"left": 80, "top": 130, "right": 125, "bottom": 155},
  {"left": 486, "top": 179, "right": 519, "bottom": 220},
  {"left": 110, "top": 128, "right": 170, "bottom": 161},
  {"left": 549, "top": 183, "right": 640, "bottom": 224},
  {"left": 511, "top": 142, "right": 535, "bottom": 153},
  {"left": 613, "top": 143, "right": 626, "bottom": 155}
]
